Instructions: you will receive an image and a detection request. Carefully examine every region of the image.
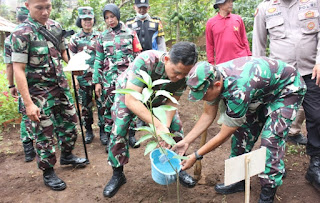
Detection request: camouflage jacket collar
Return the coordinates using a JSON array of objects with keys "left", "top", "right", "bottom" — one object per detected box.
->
[
  {"left": 26, "top": 15, "right": 48, "bottom": 29},
  {"left": 78, "top": 29, "right": 99, "bottom": 38}
]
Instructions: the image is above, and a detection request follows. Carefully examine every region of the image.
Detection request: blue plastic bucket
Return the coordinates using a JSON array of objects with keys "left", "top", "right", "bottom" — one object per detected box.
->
[{"left": 150, "top": 148, "right": 181, "bottom": 185}]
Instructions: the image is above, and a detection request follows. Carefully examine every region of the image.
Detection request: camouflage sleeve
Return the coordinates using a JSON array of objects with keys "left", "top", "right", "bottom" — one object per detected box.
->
[
  {"left": 11, "top": 25, "right": 30, "bottom": 64},
  {"left": 217, "top": 100, "right": 247, "bottom": 127},
  {"left": 128, "top": 55, "right": 149, "bottom": 87},
  {"left": 68, "top": 35, "right": 78, "bottom": 56},
  {"left": 93, "top": 35, "right": 106, "bottom": 84},
  {"left": 3, "top": 36, "right": 12, "bottom": 64}
]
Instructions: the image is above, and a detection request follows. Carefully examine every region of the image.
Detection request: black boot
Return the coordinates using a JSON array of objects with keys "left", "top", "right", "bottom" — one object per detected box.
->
[
  {"left": 43, "top": 168, "right": 66, "bottom": 191},
  {"left": 103, "top": 166, "right": 127, "bottom": 198},
  {"left": 128, "top": 129, "right": 140, "bottom": 148},
  {"left": 60, "top": 152, "right": 87, "bottom": 167},
  {"left": 258, "top": 186, "right": 277, "bottom": 203},
  {"left": 23, "top": 140, "right": 36, "bottom": 162},
  {"left": 214, "top": 180, "right": 245, "bottom": 194},
  {"left": 85, "top": 126, "right": 94, "bottom": 144},
  {"left": 287, "top": 133, "right": 307, "bottom": 145},
  {"left": 305, "top": 155, "right": 320, "bottom": 191},
  {"left": 179, "top": 170, "right": 196, "bottom": 188},
  {"left": 100, "top": 127, "right": 109, "bottom": 145}
]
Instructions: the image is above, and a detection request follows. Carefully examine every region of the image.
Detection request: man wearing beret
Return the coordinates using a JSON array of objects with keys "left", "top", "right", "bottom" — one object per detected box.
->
[{"left": 173, "top": 57, "right": 306, "bottom": 203}]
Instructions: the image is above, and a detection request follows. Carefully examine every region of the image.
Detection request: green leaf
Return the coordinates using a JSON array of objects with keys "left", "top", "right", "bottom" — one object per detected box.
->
[
  {"left": 112, "top": 89, "right": 143, "bottom": 101},
  {"left": 135, "top": 126, "right": 153, "bottom": 132},
  {"left": 136, "top": 134, "right": 153, "bottom": 146},
  {"left": 142, "top": 88, "right": 153, "bottom": 103},
  {"left": 153, "top": 106, "right": 167, "bottom": 126},
  {"left": 152, "top": 79, "right": 171, "bottom": 87},
  {"left": 155, "top": 90, "right": 179, "bottom": 104},
  {"left": 135, "top": 76, "right": 149, "bottom": 87},
  {"left": 144, "top": 141, "right": 157, "bottom": 155},
  {"left": 138, "top": 70, "right": 152, "bottom": 89},
  {"left": 159, "top": 133, "right": 176, "bottom": 146},
  {"left": 173, "top": 155, "right": 189, "bottom": 160}
]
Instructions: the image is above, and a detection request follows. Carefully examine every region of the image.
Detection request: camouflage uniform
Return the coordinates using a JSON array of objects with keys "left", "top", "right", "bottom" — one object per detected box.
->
[
  {"left": 108, "top": 50, "right": 186, "bottom": 167},
  {"left": 187, "top": 57, "right": 306, "bottom": 188},
  {"left": 93, "top": 22, "right": 142, "bottom": 135},
  {"left": 4, "top": 35, "right": 34, "bottom": 144},
  {"left": 11, "top": 16, "right": 79, "bottom": 170},
  {"left": 69, "top": 29, "right": 102, "bottom": 129}
]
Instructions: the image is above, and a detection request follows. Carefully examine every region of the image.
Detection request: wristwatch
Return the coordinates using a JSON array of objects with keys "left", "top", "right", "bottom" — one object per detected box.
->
[{"left": 194, "top": 151, "right": 203, "bottom": 160}]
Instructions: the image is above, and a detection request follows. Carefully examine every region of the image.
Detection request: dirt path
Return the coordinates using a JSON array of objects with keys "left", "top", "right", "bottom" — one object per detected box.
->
[{"left": 0, "top": 92, "right": 319, "bottom": 203}]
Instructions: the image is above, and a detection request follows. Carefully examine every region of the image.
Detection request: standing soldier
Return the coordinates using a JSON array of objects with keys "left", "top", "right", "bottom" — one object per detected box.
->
[
  {"left": 93, "top": 4, "right": 142, "bottom": 153},
  {"left": 252, "top": 0, "right": 320, "bottom": 192},
  {"left": 68, "top": 7, "right": 107, "bottom": 145},
  {"left": 126, "top": 0, "right": 167, "bottom": 148},
  {"left": 173, "top": 57, "right": 306, "bottom": 203},
  {"left": 11, "top": 0, "right": 86, "bottom": 191},
  {"left": 3, "top": 7, "right": 35, "bottom": 162},
  {"left": 103, "top": 42, "right": 198, "bottom": 198}
]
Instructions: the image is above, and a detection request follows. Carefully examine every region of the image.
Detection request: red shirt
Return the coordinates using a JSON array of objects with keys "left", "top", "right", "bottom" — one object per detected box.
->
[{"left": 206, "top": 13, "right": 252, "bottom": 65}]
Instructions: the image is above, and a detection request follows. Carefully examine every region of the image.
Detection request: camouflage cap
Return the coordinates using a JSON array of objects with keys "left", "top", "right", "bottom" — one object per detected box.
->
[
  {"left": 186, "top": 61, "right": 218, "bottom": 101},
  {"left": 78, "top": 6, "right": 94, "bottom": 19},
  {"left": 16, "top": 7, "right": 29, "bottom": 18}
]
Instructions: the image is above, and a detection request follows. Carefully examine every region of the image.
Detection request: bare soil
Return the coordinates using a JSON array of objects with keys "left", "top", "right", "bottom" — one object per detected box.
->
[{"left": 0, "top": 92, "right": 319, "bottom": 203}]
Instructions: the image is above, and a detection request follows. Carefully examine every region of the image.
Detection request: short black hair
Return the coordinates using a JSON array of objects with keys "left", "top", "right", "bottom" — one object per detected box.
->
[
  {"left": 75, "top": 17, "right": 96, "bottom": 28},
  {"left": 17, "top": 15, "right": 28, "bottom": 23},
  {"left": 169, "top": 41, "right": 198, "bottom": 66}
]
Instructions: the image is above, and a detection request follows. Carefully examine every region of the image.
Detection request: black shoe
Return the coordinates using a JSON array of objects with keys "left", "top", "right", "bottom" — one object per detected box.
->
[
  {"left": 128, "top": 129, "right": 140, "bottom": 148},
  {"left": 103, "top": 168, "right": 127, "bottom": 198},
  {"left": 215, "top": 180, "right": 245, "bottom": 194},
  {"left": 43, "top": 168, "right": 66, "bottom": 191},
  {"left": 258, "top": 186, "right": 277, "bottom": 203},
  {"left": 305, "top": 155, "right": 320, "bottom": 191},
  {"left": 60, "top": 153, "right": 87, "bottom": 167},
  {"left": 23, "top": 140, "right": 36, "bottom": 162},
  {"left": 85, "top": 128, "right": 94, "bottom": 144},
  {"left": 100, "top": 128, "right": 109, "bottom": 145},
  {"left": 179, "top": 170, "right": 196, "bottom": 188},
  {"left": 287, "top": 133, "right": 307, "bottom": 145}
]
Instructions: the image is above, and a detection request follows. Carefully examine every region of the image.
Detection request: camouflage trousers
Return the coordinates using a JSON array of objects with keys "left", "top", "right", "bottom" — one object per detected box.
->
[
  {"left": 18, "top": 97, "right": 34, "bottom": 143},
  {"left": 78, "top": 84, "right": 104, "bottom": 128},
  {"left": 230, "top": 103, "right": 303, "bottom": 188},
  {"left": 102, "top": 84, "right": 115, "bottom": 134},
  {"left": 32, "top": 90, "right": 78, "bottom": 170},
  {"left": 108, "top": 93, "right": 183, "bottom": 167}
]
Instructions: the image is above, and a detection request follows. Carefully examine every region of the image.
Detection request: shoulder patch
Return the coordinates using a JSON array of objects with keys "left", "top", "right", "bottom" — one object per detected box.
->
[
  {"left": 151, "top": 16, "right": 160, "bottom": 20},
  {"left": 126, "top": 17, "right": 135, "bottom": 23}
]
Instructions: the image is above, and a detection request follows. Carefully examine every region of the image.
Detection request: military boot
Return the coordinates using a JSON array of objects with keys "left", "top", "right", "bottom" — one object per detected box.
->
[
  {"left": 179, "top": 170, "right": 196, "bottom": 188},
  {"left": 103, "top": 166, "right": 127, "bottom": 198},
  {"left": 23, "top": 140, "right": 36, "bottom": 162},
  {"left": 100, "top": 127, "right": 109, "bottom": 145},
  {"left": 60, "top": 152, "right": 87, "bottom": 167},
  {"left": 128, "top": 129, "right": 140, "bottom": 148},
  {"left": 258, "top": 186, "right": 277, "bottom": 203},
  {"left": 85, "top": 125, "right": 94, "bottom": 144},
  {"left": 43, "top": 168, "right": 66, "bottom": 191},
  {"left": 215, "top": 180, "right": 245, "bottom": 194},
  {"left": 305, "top": 155, "right": 320, "bottom": 191}
]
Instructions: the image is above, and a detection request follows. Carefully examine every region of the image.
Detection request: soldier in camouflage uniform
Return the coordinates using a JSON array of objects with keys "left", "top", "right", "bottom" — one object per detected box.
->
[
  {"left": 93, "top": 3, "right": 142, "bottom": 152},
  {"left": 3, "top": 7, "right": 35, "bottom": 162},
  {"left": 68, "top": 7, "right": 106, "bottom": 145},
  {"left": 173, "top": 57, "right": 306, "bottom": 203},
  {"left": 103, "top": 42, "right": 198, "bottom": 198},
  {"left": 11, "top": 0, "right": 86, "bottom": 191}
]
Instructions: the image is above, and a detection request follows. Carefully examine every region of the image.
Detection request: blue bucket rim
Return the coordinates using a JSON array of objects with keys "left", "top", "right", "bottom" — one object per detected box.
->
[{"left": 150, "top": 148, "right": 182, "bottom": 176}]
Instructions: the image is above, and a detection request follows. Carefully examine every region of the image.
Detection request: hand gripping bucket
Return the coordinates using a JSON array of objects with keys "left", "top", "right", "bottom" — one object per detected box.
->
[{"left": 150, "top": 148, "right": 182, "bottom": 185}]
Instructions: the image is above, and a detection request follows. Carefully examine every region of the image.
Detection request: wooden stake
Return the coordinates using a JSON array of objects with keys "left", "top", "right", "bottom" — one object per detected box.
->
[{"left": 245, "top": 155, "right": 251, "bottom": 203}]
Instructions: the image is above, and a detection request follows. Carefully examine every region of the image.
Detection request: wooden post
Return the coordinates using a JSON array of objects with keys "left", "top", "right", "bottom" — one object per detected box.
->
[
  {"left": 194, "top": 130, "right": 207, "bottom": 180},
  {"left": 245, "top": 155, "right": 251, "bottom": 203}
]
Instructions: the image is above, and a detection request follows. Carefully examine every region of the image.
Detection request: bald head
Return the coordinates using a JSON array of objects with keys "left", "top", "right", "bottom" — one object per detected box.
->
[{"left": 25, "top": 0, "right": 52, "bottom": 25}]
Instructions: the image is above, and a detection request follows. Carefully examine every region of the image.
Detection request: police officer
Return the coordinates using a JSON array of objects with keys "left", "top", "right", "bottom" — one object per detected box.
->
[
  {"left": 252, "top": 0, "right": 320, "bottom": 192},
  {"left": 3, "top": 7, "right": 35, "bottom": 162},
  {"left": 126, "top": 0, "right": 167, "bottom": 148},
  {"left": 173, "top": 57, "right": 306, "bottom": 203},
  {"left": 11, "top": 0, "right": 86, "bottom": 191},
  {"left": 103, "top": 42, "right": 198, "bottom": 198},
  {"left": 93, "top": 4, "right": 142, "bottom": 153},
  {"left": 68, "top": 7, "right": 107, "bottom": 145}
]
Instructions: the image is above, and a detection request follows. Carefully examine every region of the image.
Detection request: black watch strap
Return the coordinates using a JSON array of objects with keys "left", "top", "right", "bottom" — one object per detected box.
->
[{"left": 195, "top": 151, "right": 203, "bottom": 160}]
